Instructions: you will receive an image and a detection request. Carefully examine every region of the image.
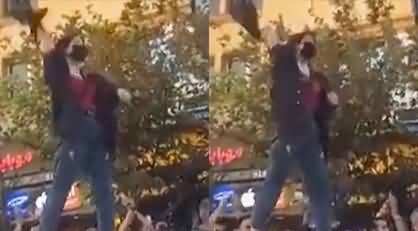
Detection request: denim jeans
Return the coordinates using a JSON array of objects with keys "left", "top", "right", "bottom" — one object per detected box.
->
[
  {"left": 39, "top": 117, "right": 114, "bottom": 231},
  {"left": 251, "top": 133, "right": 331, "bottom": 231}
]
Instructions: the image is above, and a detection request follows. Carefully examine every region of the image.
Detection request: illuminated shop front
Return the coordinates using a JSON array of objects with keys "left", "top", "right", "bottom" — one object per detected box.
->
[
  {"left": 210, "top": 169, "right": 303, "bottom": 216},
  {"left": 0, "top": 143, "right": 92, "bottom": 229},
  {"left": 209, "top": 135, "right": 304, "bottom": 217}
]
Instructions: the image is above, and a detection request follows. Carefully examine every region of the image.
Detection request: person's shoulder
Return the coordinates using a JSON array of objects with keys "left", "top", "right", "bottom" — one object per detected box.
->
[
  {"left": 43, "top": 47, "right": 66, "bottom": 62},
  {"left": 270, "top": 43, "right": 294, "bottom": 61}
]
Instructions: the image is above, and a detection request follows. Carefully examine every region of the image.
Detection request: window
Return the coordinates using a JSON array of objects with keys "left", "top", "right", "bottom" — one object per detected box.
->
[
  {"left": 221, "top": 53, "right": 244, "bottom": 74},
  {"left": 192, "top": 0, "right": 209, "bottom": 12},
  {"left": 413, "top": 0, "right": 418, "bottom": 23},
  {"left": 211, "top": 0, "right": 225, "bottom": 17},
  {"left": 3, "top": 59, "right": 29, "bottom": 81},
  {"left": 209, "top": 56, "right": 215, "bottom": 67},
  {"left": 220, "top": 53, "right": 234, "bottom": 72},
  {"left": 4, "top": 0, "right": 33, "bottom": 16}
]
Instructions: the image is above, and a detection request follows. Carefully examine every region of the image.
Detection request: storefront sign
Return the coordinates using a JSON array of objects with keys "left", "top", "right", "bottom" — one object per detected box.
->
[
  {"left": 211, "top": 169, "right": 267, "bottom": 183},
  {"left": 212, "top": 185, "right": 235, "bottom": 201},
  {"left": 5, "top": 190, "right": 31, "bottom": 219},
  {"left": 3, "top": 171, "right": 53, "bottom": 188},
  {"left": 239, "top": 188, "right": 287, "bottom": 209},
  {"left": 0, "top": 151, "right": 33, "bottom": 173},
  {"left": 6, "top": 191, "right": 29, "bottom": 209},
  {"left": 209, "top": 147, "right": 243, "bottom": 166},
  {"left": 240, "top": 188, "right": 255, "bottom": 208},
  {"left": 209, "top": 134, "right": 251, "bottom": 166}
]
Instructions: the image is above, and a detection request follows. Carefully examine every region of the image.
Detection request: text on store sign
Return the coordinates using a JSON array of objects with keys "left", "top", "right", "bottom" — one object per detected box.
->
[
  {"left": 0, "top": 151, "right": 33, "bottom": 173},
  {"left": 209, "top": 147, "right": 243, "bottom": 165}
]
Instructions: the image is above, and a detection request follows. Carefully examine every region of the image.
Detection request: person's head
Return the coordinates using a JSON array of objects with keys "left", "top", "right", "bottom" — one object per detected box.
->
[
  {"left": 374, "top": 217, "right": 391, "bottom": 231},
  {"left": 213, "top": 217, "right": 236, "bottom": 231},
  {"left": 289, "top": 31, "right": 317, "bottom": 60},
  {"left": 155, "top": 221, "right": 169, "bottom": 231},
  {"left": 411, "top": 209, "right": 418, "bottom": 231},
  {"left": 56, "top": 34, "right": 89, "bottom": 67},
  {"left": 238, "top": 215, "right": 252, "bottom": 231},
  {"left": 128, "top": 214, "right": 143, "bottom": 231}
]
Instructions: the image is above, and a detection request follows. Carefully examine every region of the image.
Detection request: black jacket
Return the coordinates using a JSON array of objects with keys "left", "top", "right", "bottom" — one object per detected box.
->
[
  {"left": 43, "top": 48, "right": 119, "bottom": 154},
  {"left": 270, "top": 43, "right": 314, "bottom": 143},
  {"left": 312, "top": 71, "right": 337, "bottom": 160},
  {"left": 270, "top": 43, "right": 336, "bottom": 151}
]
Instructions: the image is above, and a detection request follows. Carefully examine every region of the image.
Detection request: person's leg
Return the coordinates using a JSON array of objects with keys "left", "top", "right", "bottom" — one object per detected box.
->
[
  {"left": 295, "top": 138, "right": 331, "bottom": 231},
  {"left": 251, "top": 140, "right": 292, "bottom": 230},
  {"left": 89, "top": 148, "right": 114, "bottom": 231},
  {"left": 39, "top": 143, "right": 78, "bottom": 231}
]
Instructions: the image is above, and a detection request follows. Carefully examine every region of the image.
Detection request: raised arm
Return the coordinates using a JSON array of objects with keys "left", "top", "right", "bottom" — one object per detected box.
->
[
  {"left": 209, "top": 199, "right": 226, "bottom": 227},
  {"left": 260, "top": 25, "right": 284, "bottom": 50},
  {"left": 36, "top": 25, "right": 54, "bottom": 54},
  {"left": 388, "top": 193, "right": 409, "bottom": 231},
  {"left": 118, "top": 209, "right": 136, "bottom": 231},
  {"left": 28, "top": 8, "right": 53, "bottom": 54},
  {"left": 135, "top": 211, "right": 154, "bottom": 229}
]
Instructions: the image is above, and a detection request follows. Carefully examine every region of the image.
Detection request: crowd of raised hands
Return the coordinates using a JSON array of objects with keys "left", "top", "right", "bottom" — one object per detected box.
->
[{"left": 375, "top": 192, "right": 418, "bottom": 231}]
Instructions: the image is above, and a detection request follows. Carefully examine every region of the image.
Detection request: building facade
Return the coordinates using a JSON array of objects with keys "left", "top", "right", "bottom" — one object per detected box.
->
[
  {"left": 209, "top": 0, "right": 417, "bottom": 72},
  {"left": 0, "top": 0, "right": 128, "bottom": 77}
]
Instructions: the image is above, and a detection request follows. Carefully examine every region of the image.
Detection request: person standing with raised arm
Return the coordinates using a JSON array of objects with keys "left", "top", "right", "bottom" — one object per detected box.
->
[
  {"left": 228, "top": 1, "right": 339, "bottom": 230},
  {"left": 11, "top": 7, "right": 132, "bottom": 231}
]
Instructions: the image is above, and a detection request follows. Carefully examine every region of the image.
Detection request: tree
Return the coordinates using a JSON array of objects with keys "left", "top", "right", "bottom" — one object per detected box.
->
[
  {"left": 210, "top": 0, "right": 418, "bottom": 194},
  {"left": 0, "top": 0, "right": 208, "bottom": 204}
]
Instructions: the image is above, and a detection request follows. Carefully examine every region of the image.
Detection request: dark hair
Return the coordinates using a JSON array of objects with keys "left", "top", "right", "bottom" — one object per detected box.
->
[
  {"left": 54, "top": 35, "right": 75, "bottom": 54},
  {"left": 128, "top": 215, "right": 143, "bottom": 231},
  {"left": 215, "top": 217, "right": 238, "bottom": 231},
  {"left": 374, "top": 216, "right": 396, "bottom": 231},
  {"left": 238, "top": 215, "right": 251, "bottom": 224},
  {"left": 288, "top": 31, "right": 316, "bottom": 46}
]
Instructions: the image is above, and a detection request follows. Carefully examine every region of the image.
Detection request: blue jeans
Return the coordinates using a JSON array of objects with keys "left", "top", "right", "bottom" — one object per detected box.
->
[
  {"left": 251, "top": 134, "right": 331, "bottom": 231},
  {"left": 39, "top": 118, "right": 114, "bottom": 231}
]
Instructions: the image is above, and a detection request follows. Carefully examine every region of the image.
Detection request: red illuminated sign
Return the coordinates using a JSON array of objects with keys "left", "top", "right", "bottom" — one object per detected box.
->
[
  {"left": 0, "top": 151, "right": 33, "bottom": 173},
  {"left": 209, "top": 147, "right": 243, "bottom": 166}
]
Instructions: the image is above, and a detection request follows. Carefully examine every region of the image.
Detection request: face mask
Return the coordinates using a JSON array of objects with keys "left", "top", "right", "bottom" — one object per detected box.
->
[
  {"left": 69, "top": 45, "right": 88, "bottom": 62},
  {"left": 301, "top": 42, "right": 316, "bottom": 60}
]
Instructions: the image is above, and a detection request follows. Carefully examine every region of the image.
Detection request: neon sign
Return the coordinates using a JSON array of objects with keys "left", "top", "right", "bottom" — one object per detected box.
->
[
  {"left": 0, "top": 151, "right": 33, "bottom": 173},
  {"left": 209, "top": 147, "right": 243, "bottom": 166},
  {"left": 213, "top": 190, "right": 235, "bottom": 201},
  {"left": 240, "top": 188, "right": 255, "bottom": 208},
  {"left": 212, "top": 185, "right": 235, "bottom": 201},
  {"left": 7, "top": 194, "right": 29, "bottom": 208},
  {"left": 5, "top": 190, "right": 31, "bottom": 219}
]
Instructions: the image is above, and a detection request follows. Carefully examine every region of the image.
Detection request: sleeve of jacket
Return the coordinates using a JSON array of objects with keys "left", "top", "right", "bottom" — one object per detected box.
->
[
  {"left": 43, "top": 50, "right": 68, "bottom": 99},
  {"left": 316, "top": 73, "right": 337, "bottom": 122},
  {"left": 93, "top": 74, "right": 120, "bottom": 154},
  {"left": 269, "top": 43, "right": 294, "bottom": 100},
  {"left": 43, "top": 49, "right": 74, "bottom": 134}
]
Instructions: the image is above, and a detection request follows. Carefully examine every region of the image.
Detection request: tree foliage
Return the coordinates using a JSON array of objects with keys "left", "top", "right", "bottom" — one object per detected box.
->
[
  {"left": 210, "top": 0, "right": 418, "bottom": 185},
  {"left": 0, "top": 0, "right": 208, "bottom": 197}
]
